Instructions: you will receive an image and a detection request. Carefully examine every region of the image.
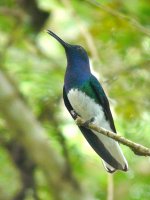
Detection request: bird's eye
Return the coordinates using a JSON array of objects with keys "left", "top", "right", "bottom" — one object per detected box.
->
[
  {"left": 77, "top": 46, "right": 81, "bottom": 50},
  {"left": 77, "top": 46, "right": 82, "bottom": 51}
]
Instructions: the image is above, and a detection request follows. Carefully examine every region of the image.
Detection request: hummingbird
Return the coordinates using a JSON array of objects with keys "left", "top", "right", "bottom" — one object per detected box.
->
[{"left": 47, "top": 30, "right": 128, "bottom": 173}]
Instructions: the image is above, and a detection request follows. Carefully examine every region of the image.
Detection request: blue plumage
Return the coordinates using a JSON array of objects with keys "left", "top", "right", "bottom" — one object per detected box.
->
[
  {"left": 47, "top": 30, "right": 128, "bottom": 173},
  {"left": 64, "top": 45, "right": 91, "bottom": 92}
]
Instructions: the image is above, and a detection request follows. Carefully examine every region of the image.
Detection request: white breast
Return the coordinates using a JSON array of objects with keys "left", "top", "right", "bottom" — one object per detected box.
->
[
  {"left": 67, "top": 88, "right": 111, "bottom": 131},
  {"left": 68, "top": 88, "right": 128, "bottom": 171}
]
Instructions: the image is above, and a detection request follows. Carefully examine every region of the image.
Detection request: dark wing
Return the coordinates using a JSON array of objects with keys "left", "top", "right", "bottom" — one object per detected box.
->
[
  {"left": 89, "top": 75, "right": 116, "bottom": 133},
  {"left": 63, "top": 86, "right": 79, "bottom": 120},
  {"left": 63, "top": 86, "right": 120, "bottom": 171}
]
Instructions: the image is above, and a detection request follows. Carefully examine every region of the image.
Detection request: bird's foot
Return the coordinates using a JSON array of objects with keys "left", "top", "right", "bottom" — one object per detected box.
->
[
  {"left": 83, "top": 117, "right": 95, "bottom": 127},
  {"left": 70, "top": 110, "right": 79, "bottom": 119}
]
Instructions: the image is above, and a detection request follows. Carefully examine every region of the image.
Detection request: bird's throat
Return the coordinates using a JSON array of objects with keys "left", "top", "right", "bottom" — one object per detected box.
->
[{"left": 64, "top": 63, "right": 90, "bottom": 92}]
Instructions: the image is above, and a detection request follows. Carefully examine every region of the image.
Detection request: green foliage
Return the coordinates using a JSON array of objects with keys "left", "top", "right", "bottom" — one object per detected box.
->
[{"left": 0, "top": 0, "right": 150, "bottom": 199}]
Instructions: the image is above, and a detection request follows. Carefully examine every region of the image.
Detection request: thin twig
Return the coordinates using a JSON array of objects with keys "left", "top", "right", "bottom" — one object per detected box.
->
[
  {"left": 86, "top": 0, "right": 150, "bottom": 36},
  {"left": 107, "top": 174, "right": 114, "bottom": 200},
  {"left": 76, "top": 116, "right": 150, "bottom": 156}
]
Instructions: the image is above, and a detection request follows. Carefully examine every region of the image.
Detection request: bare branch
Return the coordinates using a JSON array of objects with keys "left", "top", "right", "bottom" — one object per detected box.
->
[{"left": 76, "top": 116, "right": 150, "bottom": 156}]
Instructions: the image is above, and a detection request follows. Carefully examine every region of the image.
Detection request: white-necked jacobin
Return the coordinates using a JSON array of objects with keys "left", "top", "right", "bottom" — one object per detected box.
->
[{"left": 47, "top": 30, "right": 128, "bottom": 173}]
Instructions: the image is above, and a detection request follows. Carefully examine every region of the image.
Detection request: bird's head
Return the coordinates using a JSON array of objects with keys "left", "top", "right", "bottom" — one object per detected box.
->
[{"left": 47, "top": 30, "right": 89, "bottom": 66}]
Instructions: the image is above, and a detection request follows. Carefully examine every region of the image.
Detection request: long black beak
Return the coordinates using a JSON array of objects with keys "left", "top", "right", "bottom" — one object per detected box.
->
[{"left": 47, "top": 30, "right": 70, "bottom": 49}]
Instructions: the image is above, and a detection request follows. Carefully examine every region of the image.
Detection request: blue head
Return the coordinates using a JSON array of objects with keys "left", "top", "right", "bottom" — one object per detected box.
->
[{"left": 47, "top": 30, "right": 91, "bottom": 90}]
